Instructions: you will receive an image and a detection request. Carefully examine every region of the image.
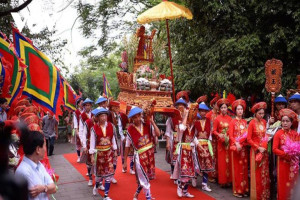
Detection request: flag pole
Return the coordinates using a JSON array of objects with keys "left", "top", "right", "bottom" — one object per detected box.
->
[{"left": 166, "top": 19, "right": 175, "bottom": 102}]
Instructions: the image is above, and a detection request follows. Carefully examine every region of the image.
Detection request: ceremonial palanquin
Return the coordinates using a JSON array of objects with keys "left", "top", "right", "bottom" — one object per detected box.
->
[{"left": 117, "top": 26, "right": 178, "bottom": 118}]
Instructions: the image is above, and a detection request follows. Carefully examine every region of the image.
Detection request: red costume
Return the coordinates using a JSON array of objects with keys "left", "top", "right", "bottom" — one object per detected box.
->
[
  {"left": 194, "top": 119, "right": 214, "bottom": 172},
  {"left": 228, "top": 118, "right": 249, "bottom": 195},
  {"left": 93, "top": 122, "right": 115, "bottom": 178},
  {"left": 247, "top": 118, "right": 270, "bottom": 200},
  {"left": 213, "top": 114, "right": 232, "bottom": 185},
  {"left": 127, "top": 122, "right": 156, "bottom": 180},
  {"left": 273, "top": 129, "right": 300, "bottom": 200}
]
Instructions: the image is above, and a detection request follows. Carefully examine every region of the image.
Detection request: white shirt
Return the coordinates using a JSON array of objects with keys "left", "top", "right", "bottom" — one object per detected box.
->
[
  {"left": 89, "top": 122, "right": 117, "bottom": 154},
  {"left": 15, "top": 156, "right": 53, "bottom": 200},
  {"left": 79, "top": 112, "right": 92, "bottom": 144}
]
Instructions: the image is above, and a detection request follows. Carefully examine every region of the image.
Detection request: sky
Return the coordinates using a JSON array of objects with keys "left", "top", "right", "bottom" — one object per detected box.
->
[
  {"left": 11, "top": 0, "right": 144, "bottom": 75},
  {"left": 11, "top": 0, "right": 101, "bottom": 73}
]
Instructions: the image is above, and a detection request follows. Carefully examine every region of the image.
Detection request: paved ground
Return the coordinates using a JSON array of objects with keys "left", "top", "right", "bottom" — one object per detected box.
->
[{"left": 49, "top": 142, "right": 249, "bottom": 200}]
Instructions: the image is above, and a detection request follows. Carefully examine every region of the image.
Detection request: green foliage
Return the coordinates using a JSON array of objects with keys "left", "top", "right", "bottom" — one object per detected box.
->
[
  {"left": 75, "top": 0, "right": 300, "bottom": 101},
  {"left": 67, "top": 51, "right": 121, "bottom": 101}
]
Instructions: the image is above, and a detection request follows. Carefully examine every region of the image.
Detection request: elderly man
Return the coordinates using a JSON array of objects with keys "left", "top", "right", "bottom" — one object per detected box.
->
[{"left": 15, "top": 130, "right": 57, "bottom": 200}]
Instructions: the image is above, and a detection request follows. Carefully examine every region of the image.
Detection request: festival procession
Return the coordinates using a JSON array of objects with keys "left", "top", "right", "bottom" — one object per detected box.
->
[{"left": 0, "top": 1, "right": 300, "bottom": 200}]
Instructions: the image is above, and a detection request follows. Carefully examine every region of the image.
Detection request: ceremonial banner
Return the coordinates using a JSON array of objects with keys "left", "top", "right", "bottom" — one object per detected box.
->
[
  {"left": 103, "top": 73, "right": 113, "bottom": 97},
  {"left": 61, "top": 76, "right": 77, "bottom": 111},
  {"left": 13, "top": 27, "right": 63, "bottom": 115},
  {"left": 0, "top": 32, "right": 24, "bottom": 104}
]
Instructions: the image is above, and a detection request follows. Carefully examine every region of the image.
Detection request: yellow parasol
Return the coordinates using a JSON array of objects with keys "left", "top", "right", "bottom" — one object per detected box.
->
[{"left": 137, "top": 0, "right": 193, "bottom": 102}]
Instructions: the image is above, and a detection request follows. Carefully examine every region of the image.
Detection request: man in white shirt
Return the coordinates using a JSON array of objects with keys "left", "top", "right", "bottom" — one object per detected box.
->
[{"left": 15, "top": 130, "right": 56, "bottom": 200}]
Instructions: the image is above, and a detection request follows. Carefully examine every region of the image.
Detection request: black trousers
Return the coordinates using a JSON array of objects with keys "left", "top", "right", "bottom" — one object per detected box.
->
[{"left": 46, "top": 136, "right": 55, "bottom": 156}]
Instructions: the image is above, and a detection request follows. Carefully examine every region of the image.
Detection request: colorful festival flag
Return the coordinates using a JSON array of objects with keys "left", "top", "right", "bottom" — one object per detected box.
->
[
  {"left": 103, "top": 73, "right": 113, "bottom": 98},
  {"left": 0, "top": 32, "right": 24, "bottom": 104},
  {"left": 12, "top": 27, "right": 64, "bottom": 116},
  {"left": 60, "top": 75, "right": 77, "bottom": 111}
]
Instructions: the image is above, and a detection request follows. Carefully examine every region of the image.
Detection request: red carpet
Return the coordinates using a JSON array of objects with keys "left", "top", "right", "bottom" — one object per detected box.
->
[{"left": 63, "top": 153, "right": 215, "bottom": 200}]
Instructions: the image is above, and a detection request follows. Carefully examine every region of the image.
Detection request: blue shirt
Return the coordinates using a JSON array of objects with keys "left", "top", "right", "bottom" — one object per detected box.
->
[{"left": 15, "top": 156, "right": 53, "bottom": 200}]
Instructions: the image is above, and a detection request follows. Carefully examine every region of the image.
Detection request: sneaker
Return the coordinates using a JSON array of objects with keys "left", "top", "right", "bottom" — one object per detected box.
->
[
  {"left": 174, "top": 179, "right": 178, "bottom": 185},
  {"left": 76, "top": 157, "right": 80, "bottom": 163},
  {"left": 88, "top": 180, "right": 93, "bottom": 186},
  {"left": 177, "top": 186, "right": 182, "bottom": 197},
  {"left": 191, "top": 178, "right": 197, "bottom": 187},
  {"left": 122, "top": 168, "right": 126, "bottom": 173},
  {"left": 183, "top": 192, "right": 194, "bottom": 198},
  {"left": 170, "top": 174, "right": 173, "bottom": 179},
  {"left": 86, "top": 172, "right": 89, "bottom": 176},
  {"left": 130, "top": 169, "right": 135, "bottom": 175},
  {"left": 98, "top": 184, "right": 105, "bottom": 190},
  {"left": 111, "top": 177, "right": 117, "bottom": 184},
  {"left": 92, "top": 186, "right": 98, "bottom": 196},
  {"left": 202, "top": 184, "right": 212, "bottom": 192},
  {"left": 103, "top": 197, "right": 112, "bottom": 200}
]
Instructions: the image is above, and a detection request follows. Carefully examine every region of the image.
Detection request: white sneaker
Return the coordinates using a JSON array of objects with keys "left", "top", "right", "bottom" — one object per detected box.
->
[
  {"left": 191, "top": 178, "right": 197, "bottom": 187},
  {"left": 174, "top": 179, "right": 178, "bottom": 185},
  {"left": 202, "top": 184, "right": 212, "bottom": 192},
  {"left": 183, "top": 192, "right": 194, "bottom": 198},
  {"left": 133, "top": 198, "right": 138, "bottom": 200},
  {"left": 177, "top": 186, "right": 182, "bottom": 197},
  {"left": 111, "top": 177, "right": 117, "bottom": 184},
  {"left": 122, "top": 168, "right": 126, "bottom": 173},
  {"left": 103, "top": 197, "right": 112, "bottom": 200},
  {"left": 170, "top": 174, "right": 173, "bottom": 179},
  {"left": 76, "top": 157, "right": 80, "bottom": 163},
  {"left": 92, "top": 186, "right": 98, "bottom": 196},
  {"left": 88, "top": 180, "right": 93, "bottom": 186},
  {"left": 86, "top": 172, "right": 89, "bottom": 176},
  {"left": 98, "top": 184, "right": 105, "bottom": 191},
  {"left": 130, "top": 169, "right": 135, "bottom": 175}
]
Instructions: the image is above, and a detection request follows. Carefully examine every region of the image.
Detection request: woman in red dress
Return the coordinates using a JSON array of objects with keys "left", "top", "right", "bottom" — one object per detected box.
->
[
  {"left": 247, "top": 102, "right": 270, "bottom": 200},
  {"left": 213, "top": 98, "right": 232, "bottom": 186},
  {"left": 228, "top": 99, "right": 249, "bottom": 197},
  {"left": 273, "top": 108, "right": 299, "bottom": 200}
]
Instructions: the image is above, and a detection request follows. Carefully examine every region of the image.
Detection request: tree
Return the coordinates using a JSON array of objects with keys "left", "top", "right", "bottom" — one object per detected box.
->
[{"left": 75, "top": 0, "right": 300, "bottom": 101}]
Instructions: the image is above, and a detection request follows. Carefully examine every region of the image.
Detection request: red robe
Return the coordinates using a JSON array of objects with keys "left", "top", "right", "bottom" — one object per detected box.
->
[
  {"left": 228, "top": 118, "right": 249, "bottom": 195},
  {"left": 273, "top": 129, "right": 300, "bottom": 200},
  {"left": 94, "top": 122, "right": 115, "bottom": 177},
  {"left": 247, "top": 118, "right": 270, "bottom": 200},
  {"left": 206, "top": 110, "right": 219, "bottom": 179},
  {"left": 213, "top": 114, "right": 232, "bottom": 185},
  {"left": 127, "top": 122, "right": 155, "bottom": 180},
  {"left": 194, "top": 119, "right": 214, "bottom": 172},
  {"left": 178, "top": 125, "right": 196, "bottom": 179}
]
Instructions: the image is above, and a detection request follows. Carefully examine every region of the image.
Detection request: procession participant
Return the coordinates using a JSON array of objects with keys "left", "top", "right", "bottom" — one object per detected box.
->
[
  {"left": 73, "top": 97, "right": 84, "bottom": 162},
  {"left": 165, "top": 98, "right": 186, "bottom": 180},
  {"left": 123, "top": 106, "right": 160, "bottom": 200},
  {"left": 176, "top": 91, "right": 191, "bottom": 107},
  {"left": 269, "top": 94, "right": 287, "bottom": 124},
  {"left": 42, "top": 112, "right": 58, "bottom": 156},
  {"left": 108, "top": 100, "right": 124, "bottom": 184},
  {"left": 228, "top": 99, "right": 249, "bottom": 198},
  {"left": 81, "top": 108, "right": 98, "bottom": 186},
  {"left": 95, "top": 95, "right": 108, "bottom": 108},
  {"left": 247, "top": 102, "right": 270, "bottom": 200},
  {"left": 212, "top": 98, "right": 232, "bottom": 187},
  {"left": 193, "top": 102, "right": 214, "bottom": 192},
  {"left": 273, "top": 109, "right": 299, "bottom": 200},
  {"left": 288, "top": 92, "right": 300, "bottom": 133},
  {"left": 90, "top": 107, "right": 117, "bottom": 200},
  {"left": 206, "top": 95, "right": 220, "bottom": 183},
  {"left": 173, "top": 104, "right": 197, "bottom": 198}
]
